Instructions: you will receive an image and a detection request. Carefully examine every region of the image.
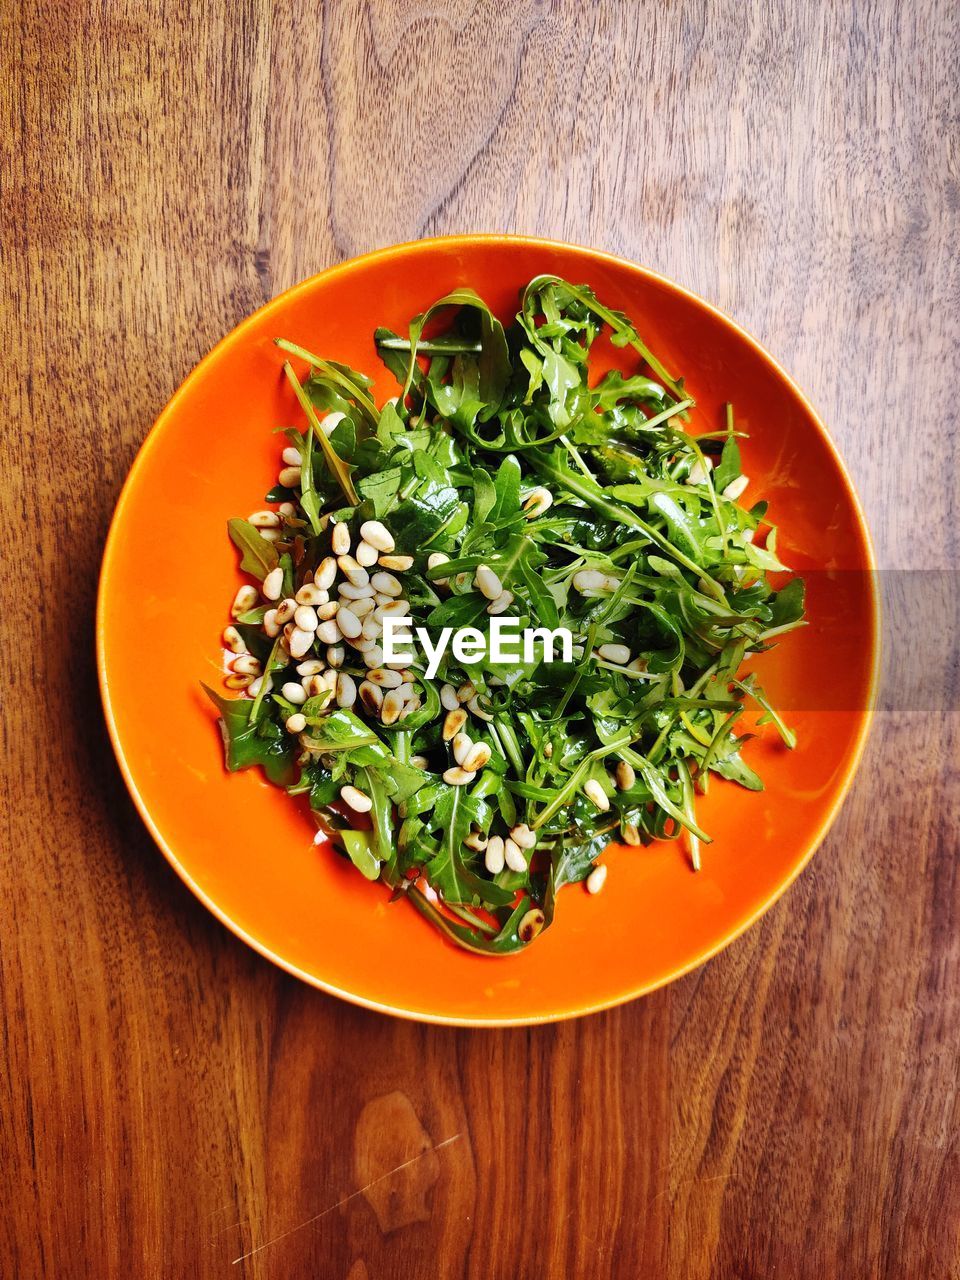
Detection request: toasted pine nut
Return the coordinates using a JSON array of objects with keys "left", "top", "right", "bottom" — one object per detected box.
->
[
  {"left": 248, "top": 674, "right": 272, "bottom": 698},
  {"left": 315, "top": 557, "right": 337, "bottom": 590},
  {"left": 583, "top": 779, "right": 610, "bottom": 811},
  {"left": 440, "top": 684, "right": 459, "bottom": 711},
  {"left": 282, "top": 681, "right": 307, "bottom": 704},
  {"left": 522, "top": 487, "right": 553, "bottom": 518},
  {"left": 276, "top": 598, "right": 297, "bottom": 625},
  {"left": 544, "top": 742, "right": 553, "bottom": 758},
  {"left": 317, "top": 601, "right": 340, "bottom": 620},
  {"left": 338, "top": 582, "right": 375, "bottom": 601},
  {"left": 443, "top": 709, "right": 467, "bottom": 740},
  {"left": 443, "top": 766, "right": 476, "bottom": 786},
  {"left": 336, "top": 555, "right": 368, "bottom": 587},
  {"left": 378, "top": 554, "right": 414, "bottom": 571},
  {"left": 361, "top": 614, "right": 382, "bottom": 641},
  {"left": 306, "top": 675, "right": 330, "bottom": 699},
  {"left": 504, "top": 837, "right": 526, "bottom": 873},
  {"left": 485, "top": 836, "right": 505, "bottom": 873},
  {"left": 336, "top": 672, "right": 357, "bottom": 708},
  {"left": 467, "top": 695, "right": 493, "bottom": 722},
  {"left": 427, "top": 551, "right": 450, "bottom": 585},
  {"left": 249, "top": 509, "right": 280, "bottom": 528},
  {"left": 452, "top": 732, "right": 473, "bottom": 766},
  {"left": 398, "top": 696, "right": 421, "bottom": 720},
  {"left": 374, "top": 599, "right": 410, "bottom": 622},
  {"left": 336, "top": 607, "right": 362, "bottom": 639},
  {"left": 355, "top": 540, "right": 379, "bottom": 567},
  {"left": 360, "top": 520, "right": 395, "bottom": 553},
  {"left": 325, "top": 645, "right": 344, "bottom": 669},
  {"left": 457, "top": 682, "right": 476, "bottom": 703},
  {"left": 362, "top": 645, "right": 384, "bottom": 669},
  {"left": 622, "top": 822, "right": 642, "bottom": 846},
  {"left": 262, "top": 567, "right": 284, "bottom": 600},
  {"left": 586, "top": 864, "right": 608, "bottom": 894},
  {"left": 222, "top": 625, "right": 246, "bottom": 654},
  {"left": 231, "top": 584, "right": 258, "bottom": 617},
  {"left": 352, "top": 635, "right": 376, "bottom": 652},
  {"left": 723, "top": 474, "right": 750, "bottom": 501},
  {"left": 350, "top": 597, "right": 376, "bottom": 619},
  {"left": 464, "top": 830, "right": 488, "bottom": 851},
  {"left": 486, "top": 591, "right": 514, "bottom": 615},
  {"left": 359, "top": 681, "right": 383, "bottom": 713},
  {"left": 370, "top": 571, "right": 402, "bottom": 597},
  {"left": 316, "top": 618, "right": 342, "bottom": 644},
  {"left": 475, "top": 564, "right": 503, "bottom": 600},
  {"left": 341, "top": 784, "right": 372, "bottom": 813},
  {"left": 263, "top": 608, "right": 281, "bottom": 637},
  {"left": 615, "top": 761, "right": 636, "bottom": 790},
  {"left": 289, "top": 627, "right": 314, "bottom": 658},
  {"left": 572, "top": 569, "right": 607, "bottom": 593},
  {"left": 281, "top": 445, "right": 302, "bottom": 466},
  {"left": 381, "top": 688, "right": 404, "bottom": 725},
  {"left": 686, "top": 456, "right": 713, "bottom": 486},
  {"left": 510, "top": 823, "right": 537, "bottom": 850},
  {"left": 367, "top": 667, "right": 402, "bottom": 688},
  {"left": 296, "top": 583, "right": 328, "bottom": 606},
  {"left": 518, "top": 909, "right": 545, "bottom": 942},
  {"left": 279, "top": 466, "right": 302, "bottom": 488},
  {"left": 628, "top": 656, "right": 648, "bottom": 673},
  {"left": 331, "top": 521, "right": 351, "bottom": 555},
  {"left": 294, "top": 604, "right": 318, "bottom": 632},
  {"left": 598, "top": 643, "right": 632, "bottom": 665},
  {"left": 297, "top": 659, "right": 324, "bottom": 676},
  {"left": 462, "top": 742, "right": 492, "bottom": 772},
  {"left": 231, "top": 654, "right": 262, "bottom": 676},
  {"left": 224, "top": 673, "right": 253, "bottom": 690}
]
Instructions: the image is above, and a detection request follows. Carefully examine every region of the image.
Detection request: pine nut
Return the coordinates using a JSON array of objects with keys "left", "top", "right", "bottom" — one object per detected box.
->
[
  {"left": 395, "top": 682, "right": 417, "bottom": 705},
  {"left": 504, "top": 837, "right": 526, "bottom": 873},
  {"left": 487, "top": 591, "right": 514, "bottom": 615},
  {"left": 315, "top": 557, "right": 337, "bottom": 590},
  {"left": 336, "top": 672, "right": 357, "bottom": 708},
  {"left": 294, "top": 604, "right": 318, "bottom": 631},
  {"left": 249, "top": 509, "right": 280, "bottom": 528},
  {"left": 510, "top": 823, "right": 537, "bottom": 850},
  {"left": 281, "top": 445, "right": 302, "bottom": 466},
  {"left": 359, "top": 681, "right": 383, "bottom": 713},
  {"left": 475, "top": 564, "right": 503, "bottom": 600},
  {"left": 598, "top": 643, "right": 632, "bottom": 664},
  {"left": 370, "top": 571, "right": 402, "bottom": 597},
  {"left": 686, "top": 456, "right": 713, "bottom": 486},
  {"left": 629, "top": 657, "right": 648, "bottom": 673},
  {"left": 440, "top": 684, "right": 459, "bottom": 711},
  {"left": 452, "top": 732, "right": 473, "bottom": 766},
  {"left": 410, "top": 755, "right": 429, "bottom": 770},
  {"left": 457, "top": 682, "right": 476, "bottom": 703},
  {"left": 262, "top": 567, "right": 284, "bottom": 600},
  {"left": 231, "top": 654, "right": 262, "bottom": 676},
  {"left": 297, "top": 659, "right": 324, "bottom": 676},
  {"left": 341, "top": 785, "right": 372, "bottom": 813},
  {"left": 374, "top": 599, "right": 410, "bottom": 622},
  {"left": 602, "top": 575, "right": 622, "bottom": 592},
  {"left": 366, "top": 667, "right": 401, "bottom": 688},
  {"left": 427, "top": 551, "right": 450, "bottom": 585},
  {"left": 622, "top": 822, "right": 642, "bottom": 846},
  {"left": 278, "top": 501, "right": 297, "bottom": 518},
  {"left": 224, "top": 673, "right": 253, "bottom": 690},
  {"left": 443, "top": 766, "right": 476, "bottom": 786},
  {"left": 296, "top": 583, "right": 328, "bottom": 606},
  {"left": 522, "top": 487, "right": 553, "bottom": 518},
  {"left": 282, "top": 681, "right": 307, "bottom": 704},
  {"left": 320, "top": 410, "right": 346, "bottom": 435},
  {"left": 276, "top": 598, "right": 297, "bottom": 625},
  {"left": 465, "top": 831, "right": 488, "bottom": 851},
  {"left": 350, "top": 597, "right": 376, "bottom": 619},
  {"left": 316, "top": 618, "right": 342, "bottom": 644},
  {"left": 336, "top": 607, "right": 362, "bottom": 639},
  {"left": 583, "top": 779, "right": 610, "bottom": 811},
  {"left": 586, "top": 864, "right": 608, "bottom": 894},
  {"left": 743, "top": 528, "right": 755, "bottom": 544},
  {"left": 544, "top": 742, "right": 554, "bottom": 758},
  {"left": 289, "top": 627, "right": 314, "bottom": 658},
  {"left": 381, "top": 688, "right": 404, "bottom": 725},
  {"left": 462, "top": 742, "right": 492, "bottom": 772},
  {"left": 359, "top": 520, "right": 394, "bottom": 553},
  {"left": 279, "top": 466, "right": 302, "bottom": 488},
  {"left": 361, "top": 614, "right": 382, "bottom": 641},
  {"left": 723, "top": 474, "right": 750, "bottom": 501},
  {"left": 485, "top": 836, "right": 505, "bottom": 873},
  {"left": 467, "top": 695, "right": 493, "bottom": 722},
  {"left": 222, "top": 625, "right": 247, "bottom": 654},
  {"left": 518, "top": 909, "right": 545, "bottom": 942},
  {"left": 260, "top": 528, "right": 282, "bottom": 543},
  {"left": 352, "top": 636, "right": 376, "bottom": 652},
  {"left": 317, "top": 601, "right": 340, "bottom": 620},
  {"left": 263, "top": 609, "right": 280, "bottom": 637},
  {"left": 355, "top": 540, "right": 379, "bottom": 567},
  {"left": 378, "top": 554, "right": 414, "bottom": 571},
  {"left": 338, "top": 582, "right": 375, "bottom": 600},
  {"left": 362, "top": 645, "right": 384, "bottom": 669},
  {"left": 338, "top": 555, "right": 368, "bottom": 587},
  {"left": 231, "top": 584, "right": 258, "bottom": 617},
  {"left": 443, "top": 709, "right": 467, "bottom": 740},
  {"left": 615, "top": 761, "right": 636, "bottom": 790},
  {"left": 248, "top": 674, "right": 272, "bottom": 698},
  {"left": 326, "top": 645, "right": 344, "bottom": 669},
  {"left": 331, "top": 522, "right": 351, "bottom": 555},
  {"left": 572, "top": 569, "right": 607, "bottom": 593},
  {"left": 398, "top": 696, "right": 421, "bottom": 720}
]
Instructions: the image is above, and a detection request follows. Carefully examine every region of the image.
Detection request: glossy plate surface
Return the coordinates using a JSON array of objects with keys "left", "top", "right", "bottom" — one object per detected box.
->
[{"left": 98, "top": 236, "right": 878, "bottom": 1025}]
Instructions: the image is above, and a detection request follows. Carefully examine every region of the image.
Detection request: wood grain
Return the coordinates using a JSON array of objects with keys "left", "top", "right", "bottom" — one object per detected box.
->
[{"left": 2, "top": 1, "right": 958, "bottom": 1275}]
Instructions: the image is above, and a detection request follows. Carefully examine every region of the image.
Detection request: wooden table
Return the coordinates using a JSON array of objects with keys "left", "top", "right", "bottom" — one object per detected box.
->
[{"left": 4, "top": 3, "right": 958, "bottom": 1275}]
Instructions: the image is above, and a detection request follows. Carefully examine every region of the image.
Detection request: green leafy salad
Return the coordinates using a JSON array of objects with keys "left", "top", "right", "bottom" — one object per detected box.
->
[{"left": 205, "top": 275, "right": 805, "bottom": 954}]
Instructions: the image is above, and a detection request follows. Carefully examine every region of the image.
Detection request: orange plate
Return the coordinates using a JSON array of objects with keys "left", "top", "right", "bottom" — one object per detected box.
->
[{"left": 97, "top": 236, "right": 879, "bottom": 1026}]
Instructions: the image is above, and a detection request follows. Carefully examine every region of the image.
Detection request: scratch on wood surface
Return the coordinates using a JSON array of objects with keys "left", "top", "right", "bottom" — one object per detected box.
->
[{"left": 230, "top": 1134, "right": 461, "bottom": 1265}]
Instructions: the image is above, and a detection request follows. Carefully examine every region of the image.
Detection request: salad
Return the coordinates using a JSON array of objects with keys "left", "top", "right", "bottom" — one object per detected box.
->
[{"left": 204, "top": 276, "right": 805, "bottom": 954}]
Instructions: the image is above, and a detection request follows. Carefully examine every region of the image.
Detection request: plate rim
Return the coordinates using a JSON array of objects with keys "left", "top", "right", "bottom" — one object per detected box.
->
[{"left": 96, "top": 233, "right": 881, "bottom": 1027}]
